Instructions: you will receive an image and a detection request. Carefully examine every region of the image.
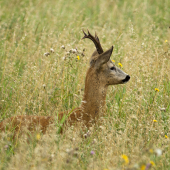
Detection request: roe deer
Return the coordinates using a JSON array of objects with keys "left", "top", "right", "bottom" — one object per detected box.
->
[{"left": 0, "top": 30, "right": 130, "bottom": 137}]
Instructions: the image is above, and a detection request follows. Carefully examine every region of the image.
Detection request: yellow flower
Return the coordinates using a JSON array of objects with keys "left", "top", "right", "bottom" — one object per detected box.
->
[
  {"left": 150, "top": 161, "right": 155, "bottom": 166},
  {"left": 165, "top": 135, "right": 168, "bottom": 139},
  {"left": 36, "top": 133, "right": 41, "bottom": 140},
  {"left": 153, "top": 120, "right": 157, "bottom": 122},
  {"left": 149, "top": 149, "right": 153, "bottom": 153},
  {"left": 165, "top": 40, "right": 168, "bottom": 43},
  {"left": 121, "top": 154, "right": 129, "bottom": 165},
  {"left": 140, "top": 165, "right": 146, "bottom": 170},
  {"left": 112, "top": 60, "right": 115, "bottom": 62},
  {"left": 118, "top": 63, "right": 123, "bottom": 67},
  {"left": 155, "top": 88, "right": 159, "bottom": 92},
  {"left": 77, "top": 56, "right": 80, "bottom": 60}
]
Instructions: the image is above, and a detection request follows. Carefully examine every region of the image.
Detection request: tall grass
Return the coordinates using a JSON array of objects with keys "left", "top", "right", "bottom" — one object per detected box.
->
[{"left": 0, "top": 0, "right": 170, "bottom": 169}]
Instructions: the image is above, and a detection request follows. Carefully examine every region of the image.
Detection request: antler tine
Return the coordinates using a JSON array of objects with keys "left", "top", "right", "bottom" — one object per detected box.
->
[
  {"left": 95, "top": 32, "right": 100, "bottom": 42},
  {"left": 82, "top": 29, "right": 104, "bottom": 54},
  {"left": 82, "top": 29, "right": 88, "bottom": 39}
]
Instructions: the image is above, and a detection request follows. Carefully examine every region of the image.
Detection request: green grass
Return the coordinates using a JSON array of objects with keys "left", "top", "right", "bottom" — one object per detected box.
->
[{"left": 0, "top": 0, "right": 170, "bottom": 169}]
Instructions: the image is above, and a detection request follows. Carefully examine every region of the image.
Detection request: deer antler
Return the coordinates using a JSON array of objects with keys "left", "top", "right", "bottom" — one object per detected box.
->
[{"left": 82, "top": 29, "right": 104, "bottom": 54}]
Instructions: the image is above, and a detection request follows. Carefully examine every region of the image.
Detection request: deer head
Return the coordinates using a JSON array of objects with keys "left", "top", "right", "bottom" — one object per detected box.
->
[{"left": 82, "top": 30, "right": 130, "bottom": 87}]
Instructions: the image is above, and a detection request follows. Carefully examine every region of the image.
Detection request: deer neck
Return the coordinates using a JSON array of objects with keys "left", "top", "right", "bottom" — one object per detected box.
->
[{"left": 80, "top": 68, "right": 108, "bottom": 117}]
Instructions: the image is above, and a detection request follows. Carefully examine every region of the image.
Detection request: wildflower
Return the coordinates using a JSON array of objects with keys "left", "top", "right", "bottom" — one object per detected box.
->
[
  {"left": 165, "top": 40, "right": 168, "bottom": 43},
  {"left": 118, "top": 63, "right": 123, "bottom": 67},
  {"left": 153, "top": 120, "right": 157, "bottom": 122},
  {"left": 155, "top": 148, "right": 162, "bottom": 156},
  {"left": 121, "top": 154, "right": 129, "bottom": 165},
  {"left": 146, "top": 163, "right": 152, "bottom": 169},
  {"left": 165, "top": 135, "right": 168, "bottom": 139},
  {"left": 90, "top": 151, "right": 95, "bottom": 155},
  {"left": 149, "top": 149, "right": 153, "bottom": 153},
  {"left": 50, "top": 48, "right": 54, "bottom": 53},
  {"left": 155, "top": 88, "right": 159, "bottom": 92},
  {"left": 150, "top": 161, "right": 155, "bottom": 166},
  {"left": 140, "top": 165, "right": 146, "bottom": 170},
  {"left": 77, "top": 56, "right": 80, "bottom": 60},
  {"left": 36, "top": 133, "right": 41, "bottom": 140},
  {"left": 112, "top": 60, "right": 115, "bottom": 62},
  {"left": 44, "top": 52, "right": 50, "bottom": 56},
  {"left": 4, "top": 145, "right": 9, "bottom": 150}
]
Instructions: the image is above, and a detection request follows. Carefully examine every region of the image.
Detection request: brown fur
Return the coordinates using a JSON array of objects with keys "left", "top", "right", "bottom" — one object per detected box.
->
[{"left": 0, "top": 32, "right": 130, "bottom": 138}]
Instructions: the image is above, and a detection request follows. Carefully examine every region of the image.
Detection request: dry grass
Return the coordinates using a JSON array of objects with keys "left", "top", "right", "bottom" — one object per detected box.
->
[{"left": 0, "top": 0, "right": 170, "bottom": 169}]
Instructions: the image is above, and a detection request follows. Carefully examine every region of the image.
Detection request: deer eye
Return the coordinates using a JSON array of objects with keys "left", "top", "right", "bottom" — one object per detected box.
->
[{"left": 110, "top": 67, "right": 116, "bottom": 71}]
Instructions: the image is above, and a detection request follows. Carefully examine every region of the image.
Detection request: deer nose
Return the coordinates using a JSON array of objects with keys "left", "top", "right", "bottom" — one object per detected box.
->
[{"left": 122, "top": 75, "right": 130, "bottom": 83}]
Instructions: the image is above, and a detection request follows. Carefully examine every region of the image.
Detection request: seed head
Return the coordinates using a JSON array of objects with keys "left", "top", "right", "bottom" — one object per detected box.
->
[
  {"left": 62, "top": 56, "right": 66, "bottom": 60},
  {"left": 44, "top": 52, "right": 50, "bottom": 56},
  {"left": 159, "top": 107, "right": 166, "bottom": 111},
  {"left": 43, "top": 84, "right": 46, "bottom": 89},
  {"left": 61, "top": 45, "right": 65, "bottom": 49},
  {"left": 155, "top": 148, "right": 162, "bottom": 156},
  {"left": 50, "top": 48, "right": 54, "bottom": 53}
]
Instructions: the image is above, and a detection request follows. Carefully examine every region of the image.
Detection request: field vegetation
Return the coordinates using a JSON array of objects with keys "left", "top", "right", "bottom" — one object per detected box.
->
[{"left": 0, "top": 0, "right": 170, "bottom": 169}]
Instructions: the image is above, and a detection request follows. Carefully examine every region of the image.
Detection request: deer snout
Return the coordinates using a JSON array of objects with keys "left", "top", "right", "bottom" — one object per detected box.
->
[{"left": 122, "top": 75, "right": 130, "bottom": 83}]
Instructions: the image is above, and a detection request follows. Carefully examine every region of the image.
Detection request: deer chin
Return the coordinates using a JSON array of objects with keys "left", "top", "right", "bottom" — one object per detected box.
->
[{"left": 122, "top": 75, "right": 130, "bottom": 84}]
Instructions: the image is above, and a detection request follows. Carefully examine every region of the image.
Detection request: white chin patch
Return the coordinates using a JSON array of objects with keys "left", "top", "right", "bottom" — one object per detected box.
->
[{"left": 123, "top": 80, "right": 128, "bottom": 84}]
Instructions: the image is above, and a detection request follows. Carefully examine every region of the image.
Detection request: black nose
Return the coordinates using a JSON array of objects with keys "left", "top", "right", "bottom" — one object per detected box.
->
[{"left": 122, "top": 75, "right": 130, "bottom": 83}]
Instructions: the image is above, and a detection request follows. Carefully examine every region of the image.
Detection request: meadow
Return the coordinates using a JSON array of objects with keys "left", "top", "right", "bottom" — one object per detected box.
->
[{"left": 0, "top": 0, "right": 170, "bottom": 169}]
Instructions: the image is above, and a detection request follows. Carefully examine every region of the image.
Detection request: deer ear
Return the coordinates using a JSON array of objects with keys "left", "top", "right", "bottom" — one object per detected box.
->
[{"left": 95, "top": 46, "right": 113, "bottom": 69}]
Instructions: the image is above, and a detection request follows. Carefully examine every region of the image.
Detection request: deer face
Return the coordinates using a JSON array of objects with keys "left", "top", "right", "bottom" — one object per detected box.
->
[
  {"left": 91, "top": 46, "right": 130, "bottom": 86},
  {"left": 105, "top": 61, "right": 130, "bottom": 85}
]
